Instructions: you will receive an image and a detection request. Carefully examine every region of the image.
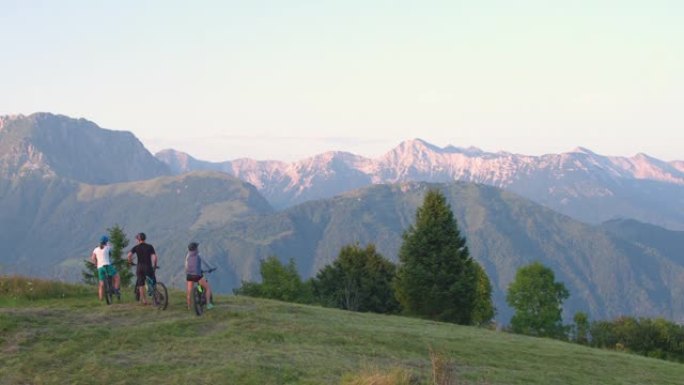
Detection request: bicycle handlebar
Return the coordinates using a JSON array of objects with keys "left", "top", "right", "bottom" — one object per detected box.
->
[{"left": 128, "top": 262, "right": 160, "bottom": 269}]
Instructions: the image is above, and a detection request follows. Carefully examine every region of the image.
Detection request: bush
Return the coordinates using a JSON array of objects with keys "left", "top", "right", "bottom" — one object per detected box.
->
[
  {"left": 589, "top": 316, "right": 684, "bottom": 363},
  {"left": 313, "top": 243, "right": 400, "bottom": 314},
  {"left": 234, "top": 257, "right": 313, "bottom": 304}
]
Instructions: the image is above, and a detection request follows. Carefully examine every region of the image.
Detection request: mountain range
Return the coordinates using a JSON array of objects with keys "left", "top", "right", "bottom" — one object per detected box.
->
[
  {"left": 157, "top": 139, "right": 684, "bottom": 231},
  {"left": 1, "top": 112, "right": 683, "bottom": 324}
]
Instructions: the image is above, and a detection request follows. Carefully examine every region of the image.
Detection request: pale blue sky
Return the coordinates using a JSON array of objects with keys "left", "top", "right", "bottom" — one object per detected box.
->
[{"left": 1, "top": 0, "right": 682, "bottom": 161}]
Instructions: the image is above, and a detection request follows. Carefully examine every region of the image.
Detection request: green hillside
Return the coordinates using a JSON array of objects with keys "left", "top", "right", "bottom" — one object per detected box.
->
[
  {"left": 1, "top": 277, "right": 682, "bottom": 385},
  {"left": 0, "top": 170, "right": 273, "bottom": 281},
  {"left": 201, "top": 182, "right": 684, "bottom": 323},
  {"left": 3, "top": 177, "right": 684, "bottom": 324}
]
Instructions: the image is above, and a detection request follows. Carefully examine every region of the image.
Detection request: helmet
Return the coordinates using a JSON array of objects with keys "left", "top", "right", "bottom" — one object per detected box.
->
[
  {"left": 188, "top": 242, "right": 199, "bottom": 251},
  {"left": 100, "top": 235, "right": 109, "bottom": 244},
  {"left": 136, "top": 232, "right": 146, "bottom": 241}
]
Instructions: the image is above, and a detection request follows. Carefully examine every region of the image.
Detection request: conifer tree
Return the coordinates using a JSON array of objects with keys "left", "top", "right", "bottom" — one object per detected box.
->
[
  {"left": 107, "top": 225, "right": 133, "bottom": 287},
  {"left": 394, "top": 188, "right": 479, "bottom": 324}
]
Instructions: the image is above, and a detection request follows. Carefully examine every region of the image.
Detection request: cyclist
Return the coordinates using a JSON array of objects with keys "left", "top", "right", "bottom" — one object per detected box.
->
[
  {"left": 91, "top": 235, "right": 121, "bottom": 301},
  {"left": 126, "top": 232, "right": 158, "bottom": 305},
  {"left": 185, "top": 242, "right": 214, "bottom": 310}
]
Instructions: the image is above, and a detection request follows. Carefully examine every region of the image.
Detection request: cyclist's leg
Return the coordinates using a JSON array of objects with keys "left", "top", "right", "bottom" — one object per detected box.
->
[
  {"left": 111, "top": 273, "right": 121, "bottom": 299},
  {"left": 138, "top": 286, "right": 147, "bottom": 304},
  {"left": 199, "top": 277, "right": 213, "bottom": 306},
  {"left": 136, "top": 271, "right": 148, "bottom": 305},
  {"left": 97, "top": 267, "right": 106, "bottom": 301},
  {"left": 98, "top": 280, "right": 104, "bottom": 301},
  {"left": 186, "top": 280, "right": 193, "bottom": 309},
  {"left": 110, "top": 265, "right": 120, "bottom": 291}
]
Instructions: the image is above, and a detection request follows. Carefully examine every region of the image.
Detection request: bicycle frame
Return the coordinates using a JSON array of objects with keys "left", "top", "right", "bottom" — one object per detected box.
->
[
  {"left": 129, "top": 262, "right": 167, "bottom": 310},
  {"left": 191, "top": 268, "right": 215, "bottom": 316},
  {"left": 102, "top": 267, "right": 114, "bottom": 305}
]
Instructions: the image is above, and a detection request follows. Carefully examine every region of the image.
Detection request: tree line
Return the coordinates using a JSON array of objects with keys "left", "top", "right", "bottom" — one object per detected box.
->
[
  {"left": 236, "top": 189, "right": 495, "bottom": 326},
  {"left": 234, "top": 188, "right": 684, "bottom": 363}
]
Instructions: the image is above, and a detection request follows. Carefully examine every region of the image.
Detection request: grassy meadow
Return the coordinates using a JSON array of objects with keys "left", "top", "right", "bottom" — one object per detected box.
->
[{"left": 1, "top": 276, "right": 682, "bottom": 385}]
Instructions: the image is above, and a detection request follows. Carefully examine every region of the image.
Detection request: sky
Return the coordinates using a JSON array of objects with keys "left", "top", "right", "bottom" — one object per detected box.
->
[{"left": 1, "top": 0, "right": 682, "bottom": 162}]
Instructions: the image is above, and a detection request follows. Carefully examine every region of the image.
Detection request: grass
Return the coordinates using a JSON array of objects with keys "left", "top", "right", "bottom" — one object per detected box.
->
[{"left": 1, "top": 276, "right": 683, "bottom": 385}]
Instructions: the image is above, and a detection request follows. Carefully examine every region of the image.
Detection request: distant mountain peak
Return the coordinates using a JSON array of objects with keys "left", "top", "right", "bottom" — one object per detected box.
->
[
  {"left": 407, "top": 138, "right": 442, "bottom": 151},
  {"left": 0, "top": 112, "right": 170, "bottom": 184},
  {"left": 444, "top": 145, "right": 485, "bottom": 156},
  {"left": 384, "top": 138, "right": 447, "bottom": 160},
  {"left": 633, "top": 152, "right": 655, "bottom": 161},
  {"left": 571, "top": 146, "right": 596, "bottom": 155}
]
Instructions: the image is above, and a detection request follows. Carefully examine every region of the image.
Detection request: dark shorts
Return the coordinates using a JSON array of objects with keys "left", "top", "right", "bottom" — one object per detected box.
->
[
  {"left": 186, "top": 274, "right": 203, "bottom": 282},
  {"left": 136, "top": 265, "right": 156, "bottom": 287}
]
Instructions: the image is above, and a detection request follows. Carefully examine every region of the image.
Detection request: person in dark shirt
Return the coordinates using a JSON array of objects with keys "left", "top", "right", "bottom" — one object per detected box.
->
[{"left": 126, "top": 232, "right": 158, "bottom": 305}]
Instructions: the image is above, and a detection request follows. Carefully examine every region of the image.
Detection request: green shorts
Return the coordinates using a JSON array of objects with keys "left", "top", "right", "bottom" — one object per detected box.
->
[{"left": 97, "top": 265, "right": 117, "bottom": 281}]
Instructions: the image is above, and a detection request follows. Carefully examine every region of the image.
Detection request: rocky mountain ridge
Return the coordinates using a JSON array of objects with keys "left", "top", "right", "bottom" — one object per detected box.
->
[
  {"left": 1, "top": 113, "right": 171, "bottom": 184},
  {"left": 157, "top": 139, "right": 684, "bottom": 229}
]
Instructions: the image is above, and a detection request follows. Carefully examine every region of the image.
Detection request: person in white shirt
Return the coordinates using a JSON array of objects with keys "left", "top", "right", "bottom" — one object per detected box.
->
[{"left": 91, "top": 235, "right": 121, "bottom": 301}]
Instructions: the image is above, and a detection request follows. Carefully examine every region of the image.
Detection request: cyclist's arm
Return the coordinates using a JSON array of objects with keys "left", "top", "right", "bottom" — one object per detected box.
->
[
  {"left": 126, "top": 251, "right": 133, "bottom": 264},
  {"left": 91, "top": 252, "right": 97, "bottom": 266},
  {"left": 201, "top": 259, "right": 213, "bottom": 273},
  {"left": 152, "top": 253, "right": 158, "bottom": 269}
]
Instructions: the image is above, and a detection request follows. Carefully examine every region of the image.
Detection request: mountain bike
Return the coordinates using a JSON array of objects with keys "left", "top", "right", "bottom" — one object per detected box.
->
[
  {"left": 87, "top": 261, "right": 119, "bottom": 305},
  {"left": 102, "top": 265, "right": 120, "bottom": 305},
  {"left": 130, "top": 263, "right": 168, "bottom": 310},
  {"left": 191, "top": 268, "right": 215, "bottom": 316}
]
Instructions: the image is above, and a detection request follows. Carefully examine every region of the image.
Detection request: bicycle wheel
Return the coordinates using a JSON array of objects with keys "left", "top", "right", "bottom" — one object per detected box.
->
[
  {"left": 192, "top": 286, "right": 204, "bottom": 316},
  {"left": 153, "top": 282, "right": 168, "bottom": 310},
  {"left": 103, "top": 276, "right": 113, "bottom": 305}
]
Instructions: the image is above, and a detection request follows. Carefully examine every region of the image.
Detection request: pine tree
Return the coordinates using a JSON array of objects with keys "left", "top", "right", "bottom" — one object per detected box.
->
[
  {"left": 107, "top": 225, "right": 133, "bottom": 287},
  {"left": 82, "top": 258, "right": 98, "bottom": 286},
  {"left": 394, "top": 188, "right": 479, "bottom": 324}
]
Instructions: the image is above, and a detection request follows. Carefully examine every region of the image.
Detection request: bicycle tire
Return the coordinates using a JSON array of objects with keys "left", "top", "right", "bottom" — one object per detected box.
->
[
  {"left": 192, "top": 286, "right": 204, "bottom": 316},
  {"left": 104, "top": 275, "right": 113, "bottom": 305},
  {"left": 153, "top": 282, "right": 168, "bottom": 310}
]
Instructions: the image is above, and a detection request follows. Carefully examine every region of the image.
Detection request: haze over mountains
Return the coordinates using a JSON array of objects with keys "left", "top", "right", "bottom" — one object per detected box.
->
[{"left": 2, "top": 112, "right": 684, "bottom": 323}]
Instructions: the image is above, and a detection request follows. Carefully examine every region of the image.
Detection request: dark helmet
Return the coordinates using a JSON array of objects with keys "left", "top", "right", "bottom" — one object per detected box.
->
[
  {"left": 100, "top": 235, "right": 109, "bottom": 244},
  {"left": 188, "top": 242, "right": 199, "bottom": 251},
  {"left": 136, "top": 232, "right": 146, "bottom": 241}
]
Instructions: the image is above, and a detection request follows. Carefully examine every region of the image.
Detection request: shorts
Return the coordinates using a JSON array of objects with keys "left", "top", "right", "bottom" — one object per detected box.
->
[
  {"left": 186, "top": 274, "right": 203, "bottom": 282},
  {"left": 97, "top": 265, "right": 117, "bottom": 281},
  {"left": 136, "top": 265, "right": 156, "bottom": 287}
]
